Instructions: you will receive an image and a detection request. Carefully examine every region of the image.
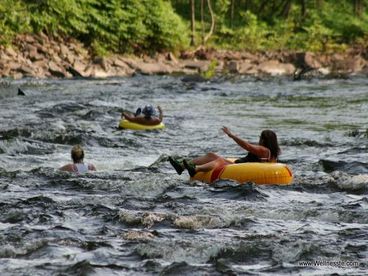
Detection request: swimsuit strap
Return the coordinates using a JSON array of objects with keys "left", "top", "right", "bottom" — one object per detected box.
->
[{"left": 259, "top": 149, "right": 272, "bottom": 162}]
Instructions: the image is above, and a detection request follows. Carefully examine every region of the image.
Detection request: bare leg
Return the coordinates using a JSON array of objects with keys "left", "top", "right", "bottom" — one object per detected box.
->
[
  {"left": 191, "top": 152, "right": 221, "bottom": 165},
  {"left": 195, "top": 157, "right": 232, "bottom": 172}
]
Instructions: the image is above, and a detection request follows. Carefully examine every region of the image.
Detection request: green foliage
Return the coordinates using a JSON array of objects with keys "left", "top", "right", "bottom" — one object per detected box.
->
[
  {"left": 171, "top": 0, "right": 368, "bottom": 53},
  {"left": 0, "top": 0, "right": 189, "bottom": 54},
  {"left": 1, "top": 0, "right": 368, "bottom": 53},
  {"left": 201, "top": 59, "right": 218, "bottom": 79},
  {"left": 215, "top": 11, "right": 268, "bottom": 50},
  {"left": 0, "top": 0, "right": 30, "bottom": 44},
  {"left": 141, "top": 0, "right": 189, "bottom": 53}
]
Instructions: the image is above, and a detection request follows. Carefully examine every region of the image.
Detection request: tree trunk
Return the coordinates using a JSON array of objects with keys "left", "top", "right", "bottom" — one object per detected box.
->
[
  {"left": 280, "top": 0, "right": 292, "bottom": 18},
  {"left": 316, "top": 0, "right": 323, "bottom": 9},
  {"left": 201, "top": 0, "right": 205, "bottom": 45},
  {"left": 300, "top": 0, "right": 306, "bottom": 18},
  {"left": 204, "top": 0, "right": 215, "bottom": 44},
  {"left": 190, "top": 0, "right": 196, "bottom": 46},
  {"left": 230, "top": 0, "right": 235, "bottom": 28},
  {"left": 257, "top": 0, "right": 269, "bottom": 14},
  {"left": 354, "top": 0, "right": 364, "bottom": 16},
  {"left": 244, "top": 0, "right": 250, "bottom": 11}
]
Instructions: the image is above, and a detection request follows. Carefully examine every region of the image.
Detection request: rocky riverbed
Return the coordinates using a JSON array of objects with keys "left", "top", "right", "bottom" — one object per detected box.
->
[{"left": 0, "top": 33, "right": 367, "bottom": 79}]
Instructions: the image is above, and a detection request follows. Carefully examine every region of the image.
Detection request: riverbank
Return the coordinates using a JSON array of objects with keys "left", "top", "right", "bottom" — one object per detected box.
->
[{"left": 1, "top": 33, "right": 367, "bottom": 80}]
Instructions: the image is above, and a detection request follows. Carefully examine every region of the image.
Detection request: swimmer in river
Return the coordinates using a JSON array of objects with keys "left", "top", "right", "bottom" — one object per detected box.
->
[{"left": 60, "top": 145, "right": 96, "bottom": 173}]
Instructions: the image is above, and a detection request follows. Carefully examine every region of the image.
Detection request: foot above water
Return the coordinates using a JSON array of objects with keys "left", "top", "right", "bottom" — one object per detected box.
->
[
  {"left": 183, "top": 159, "right": 196, "bottom": 177},
  {"left": 168, "top": 156, "right": 184, "bottom": 175}
]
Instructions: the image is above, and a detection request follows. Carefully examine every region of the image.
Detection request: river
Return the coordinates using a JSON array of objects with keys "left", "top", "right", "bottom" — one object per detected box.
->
[{"left": 0, "top": 75, "right": 367, "bottom": 275}]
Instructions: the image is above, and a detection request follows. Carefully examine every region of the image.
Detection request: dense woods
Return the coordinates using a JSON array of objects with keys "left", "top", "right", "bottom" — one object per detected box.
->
[{"left": 1, "top": 0, "right": 368, "bottom": 55}]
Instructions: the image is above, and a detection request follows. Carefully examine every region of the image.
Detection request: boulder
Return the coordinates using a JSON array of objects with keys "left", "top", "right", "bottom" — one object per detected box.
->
[
  {"left": 35, "top": 44, "right": 48, "bottom": 55},
  {"left": 69, "top": 60, "right": 87, "bottom": 77},
  {"left": 0, "top": 67, "right": 11, "bottom": 77},
  {"left": 298, "top": 52, "right": 322, "bottom": 69},
  {"left": 113, "top": 58, "right": 129, "bottom": 69},
  {"left": 66, "top": 52, "right": 76, "bottom": 65},
  {"left": 25, "top": 44, "right": 37, "bottom": 55},
  {"left": 24, "top": 35, "right": 35, "bottom": 44},
  {"left": 258, "top": 60, "right": 295, "bottom": 76},
  {"left": 180, "top": 50, "right": 195, "bottom": 59},
  {"left": 215, "top": 60, "right": 224, "bottom": 73},
  {"left": 5, "top": 47, "right": 17, "bottom": 57},
  {"left": 60, "top": 44, "right": 69, "bottom": 57},
  {"left": 93, "top": 56, "right": 110, "bottom": 71},
  {"left": 35, "top": 32, "right": 50, "bottom": 45},
  {"left": 0, "top": 52, "right": 12, "bottom": 61},
  {"left": 29, "top": 51, "right": 44, "bottom": 62},
  {"left": 227, "top": 60, "right": 239, "bottom": 73},
  {"left": 113, "top": 58, "right": 135, "bottom": 75},
  {"left": 11, "top": 72, "right": 23, "bottom": 79},
  {"left": 7, "top": 62, "right": 21, "bottom": 70},
  {"left": 181, "top": 60, "right": 209, "bottom": 72},
  {"left": 167, "top": 52, "right": 178, "bottom": 64},
  {"left": 349, "top": 56, "right": 367, "bottom": 73},
  {"left": 89, "top": 65, "right": 109, "bottom": 78},
  {"left": 48, "top": 61, "right": 67, "bottom": 78},
  {"left": 135, "top": 62, "right": 173, "bottom": 75},
  {"left": 238, "top": 61, "right": 254, "bottom": 75},
  {"left": 118, "top": 57, "right": 138, "bottom": 69},
  {"left": 18, "top": 65, "right": 35, "bottom": 76},
  {"left": 194, "top": 47, "right": 215, "bottom": 60},
  {"left": 305, "top": 52, "right": 322, "bottom": 68},
  {"left": 52, "top": 55, "right": 63, "bottom": 65},
  {"left": 333, "top": 55, "right": 366, "bottom": 73},
  {"left": 32, "top": 60, "right": 48, "bottom": 70}
]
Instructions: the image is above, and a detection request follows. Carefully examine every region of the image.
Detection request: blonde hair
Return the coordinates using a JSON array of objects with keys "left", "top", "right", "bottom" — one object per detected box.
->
[{"left": 71, "top": 145, "right": 84, "bottom": 163}]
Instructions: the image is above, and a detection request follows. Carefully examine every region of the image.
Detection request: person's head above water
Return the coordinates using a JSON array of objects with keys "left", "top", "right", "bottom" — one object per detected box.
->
[
  {"left": 259, "top": 130, "right": 280, "bottom": 159},
  {"left": 142, "top": 105, "right": 155, "bottom": 118},
  {"left": 71, "top": 145, "right": 84, "bottom": 163}
]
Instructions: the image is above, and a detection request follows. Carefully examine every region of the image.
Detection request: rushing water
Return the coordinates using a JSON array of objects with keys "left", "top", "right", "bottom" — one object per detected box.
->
[{"left": 0, "top": 75, "right": 367, "bottom": 275}]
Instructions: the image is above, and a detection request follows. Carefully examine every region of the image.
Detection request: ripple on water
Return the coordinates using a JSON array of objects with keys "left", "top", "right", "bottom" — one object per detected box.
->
[{"left": 1, "top": 76, "right": 368, "bottom": 274}]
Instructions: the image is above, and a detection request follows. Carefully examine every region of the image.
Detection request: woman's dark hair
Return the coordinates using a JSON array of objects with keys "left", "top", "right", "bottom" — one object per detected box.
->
[
  {"left": 71, "top": 145, "right": 84, "bottom": 163},
  {"left": 259, "top": 130, "right": 280, "bottom": 160}
]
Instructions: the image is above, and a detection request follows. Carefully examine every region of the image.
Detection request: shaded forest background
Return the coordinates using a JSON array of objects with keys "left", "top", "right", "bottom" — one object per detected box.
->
[{"left": 1, "top": 0, "right": 368, "bottom": 56}]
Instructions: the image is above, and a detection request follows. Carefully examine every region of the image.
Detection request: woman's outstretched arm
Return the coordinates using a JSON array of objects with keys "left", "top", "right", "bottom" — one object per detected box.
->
[{"left": 222, "top": 127, "right": 269, "bottom": 158}]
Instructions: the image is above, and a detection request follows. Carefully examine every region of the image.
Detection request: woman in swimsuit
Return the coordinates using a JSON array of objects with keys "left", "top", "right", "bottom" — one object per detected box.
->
[
  {"left": 60, "top": 145, "right": 96, "bottom": 173},
  {"left": 169, "top": 127, "right": 280, "bottom": 177}
]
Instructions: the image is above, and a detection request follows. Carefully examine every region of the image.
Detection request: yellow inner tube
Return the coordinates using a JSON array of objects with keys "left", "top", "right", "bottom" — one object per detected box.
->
[
  {"left": 118, "top": 119, "right": 165, "bottom": 130},
  {"left": 191, "top": 162, "right": 293, "bottom": 185}
]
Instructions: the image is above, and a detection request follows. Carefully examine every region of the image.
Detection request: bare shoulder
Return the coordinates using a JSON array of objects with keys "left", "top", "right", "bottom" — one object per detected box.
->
[
  {"left": 88, "top": 164, "right": 97, "bottom": 171},
  {"left": 59, "top": 163, "right": 74, "bottom": 172}
]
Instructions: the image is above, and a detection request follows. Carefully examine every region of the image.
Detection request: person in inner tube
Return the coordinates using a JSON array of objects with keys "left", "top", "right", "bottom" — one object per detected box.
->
[
  {"left": 122, "top": 105, "right": 163, "bottom": 126},
  {"left": 169, "top": 128, "right": 280, "bottom": 177}
]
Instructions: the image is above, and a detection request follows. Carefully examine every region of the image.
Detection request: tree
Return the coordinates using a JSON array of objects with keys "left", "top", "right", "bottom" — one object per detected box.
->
[
  {"left": 190, "top": 0, "right": 195, "bottom": 46},
  {"left": 354, "top": 0, "right": 364, "bottom": 16},
  {"left": 203, "top": 0, "right": 215, "bottom": 44},
  {"left": 316, "top": 0, "right": 323, "bottom": 9},
  {"left": 280, "top": 0, "right": 292, "bottom": 18},
  {"left": 230, "top": 0, "right": 234, "bottom": 28},
  {"left": 300, "top": 0, "right": 306, "bottom": 18},
  {"left": 201, "top": 0, "right": 205, "bottom": 44}
]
